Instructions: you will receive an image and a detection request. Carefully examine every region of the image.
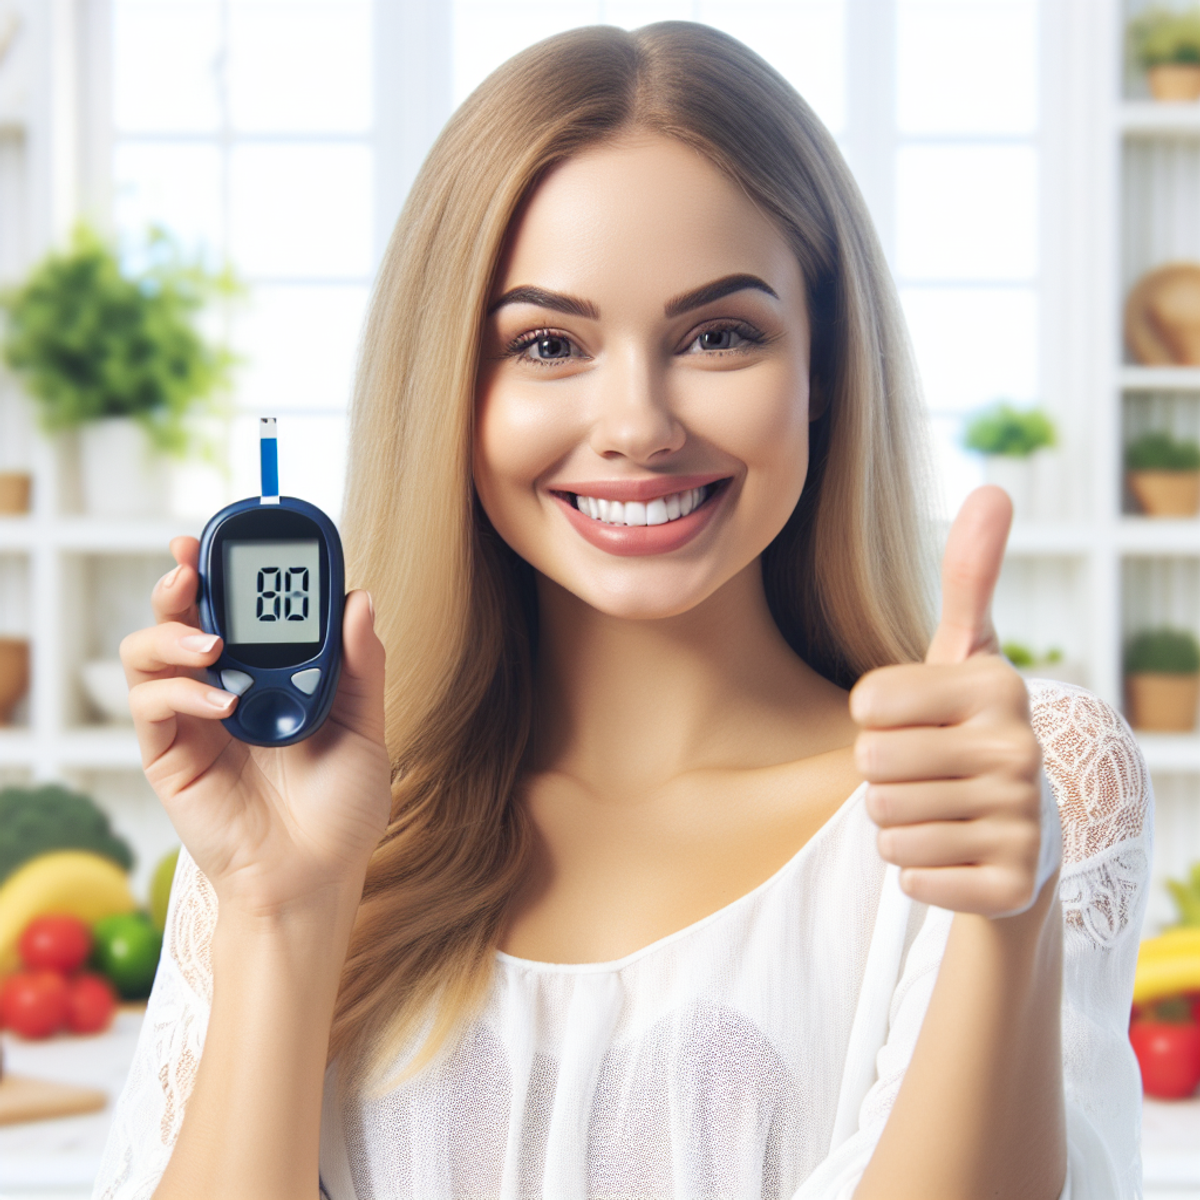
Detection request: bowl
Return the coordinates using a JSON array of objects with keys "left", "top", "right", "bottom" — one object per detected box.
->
[
  {"left": 0, "top": 638, "right": 29, "bottom": 723},
  {"left": 80, "top": 660, "right": 133, "bottom": 724}
]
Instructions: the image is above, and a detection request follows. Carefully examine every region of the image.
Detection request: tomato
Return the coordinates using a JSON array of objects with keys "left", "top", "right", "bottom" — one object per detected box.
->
[
  {"left": 0, "top": 970, "right": 69, "bottom": 1039},
  {"left": 1130, "top": 1019, "right": 1200, "bottom": 1099},
  {"left": 91, "top": 912, "right": 162, "bottom": 999},
  {"left": 64, "top": 972, "right": 117, "bottom": 1035},
  {"left": 18, "top": 914, "right": 92, "bottom": 973}
]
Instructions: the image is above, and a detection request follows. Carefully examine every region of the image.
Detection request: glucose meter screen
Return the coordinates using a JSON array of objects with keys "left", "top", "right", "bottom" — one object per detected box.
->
[{"left": 224, "top": 539, "right": 321, "bottom": 645}]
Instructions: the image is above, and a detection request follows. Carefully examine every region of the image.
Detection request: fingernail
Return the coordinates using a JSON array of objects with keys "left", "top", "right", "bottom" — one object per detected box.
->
[
  {"left": 159, "top": 565, "right": 182, "bottom": 589},
  {"left": 365, "top": 591, "right": 375, "bottom": 625},
  {"left": 180, "top": 633, "right": 219, "bottom": 653},
  {"left": 205, "top": 690, "right": 234, "bottom": 709}
]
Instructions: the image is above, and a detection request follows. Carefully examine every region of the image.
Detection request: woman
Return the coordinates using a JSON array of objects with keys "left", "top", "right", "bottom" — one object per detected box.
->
[{"left": 96, "top": 22, "right": 1149, "bottom": 1200}]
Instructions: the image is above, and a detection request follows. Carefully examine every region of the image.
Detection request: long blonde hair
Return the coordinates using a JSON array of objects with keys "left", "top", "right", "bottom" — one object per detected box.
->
[{"left": 330, "top": 20, "right": 934, "bottom": 1090}]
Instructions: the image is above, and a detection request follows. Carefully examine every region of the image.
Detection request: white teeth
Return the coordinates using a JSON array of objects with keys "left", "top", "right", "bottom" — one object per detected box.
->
[
  {"left": 646, "top": 498, "right": 668, "bottom": 525},
  {"left": 573, "top": 484, "right": 713, "bottom": 526}
]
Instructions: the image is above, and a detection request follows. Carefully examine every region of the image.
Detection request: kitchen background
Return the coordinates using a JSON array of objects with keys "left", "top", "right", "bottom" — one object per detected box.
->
[{"left": 1, "top": 0, "right": 1199, "bottom": 1196}]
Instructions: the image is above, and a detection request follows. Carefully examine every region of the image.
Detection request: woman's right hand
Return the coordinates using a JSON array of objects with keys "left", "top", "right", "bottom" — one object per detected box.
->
[{"left": 120, "top": 535, "right": 392, "bottom": 919}]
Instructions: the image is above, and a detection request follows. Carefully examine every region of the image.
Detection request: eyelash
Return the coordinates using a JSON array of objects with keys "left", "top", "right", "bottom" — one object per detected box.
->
[{"left": 502, "top": 320, "right": 768, "bottom": 368}]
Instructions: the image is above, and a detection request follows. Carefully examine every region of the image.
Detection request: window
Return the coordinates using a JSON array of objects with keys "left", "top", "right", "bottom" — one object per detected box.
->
[{"left": 110, "top": 0, "right": 375, "bottom": 520}]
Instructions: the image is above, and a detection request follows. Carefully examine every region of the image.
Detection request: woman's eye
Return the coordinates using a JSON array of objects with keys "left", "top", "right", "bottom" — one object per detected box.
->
[
  {"left": 506, "top": 330, "right": 582, "bottom": 366},
  {"left": 685, "top": 323, "right": 764, "bottom": 354}
]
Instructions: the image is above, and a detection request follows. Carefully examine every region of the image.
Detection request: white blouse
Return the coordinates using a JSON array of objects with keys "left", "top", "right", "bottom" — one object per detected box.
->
[{"left": 92, "top": 680, "right": 1152, "bottom": 1200}]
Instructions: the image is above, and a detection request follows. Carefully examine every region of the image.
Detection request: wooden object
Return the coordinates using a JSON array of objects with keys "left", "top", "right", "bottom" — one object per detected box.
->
[
  {"left": 1148, "top": 64, "right": 1200, "bottom": 101},
  {"left": 0, "top": 472, "right": 31, "bottom": 514},
  {"left": 1126, "top": 673, "right": 1200, "bottom": 731},
  {"left": 1128, "top": 470, "right": 1200, "bottom": 516},
  {"left": 0, "top": 1073, "right": 107, "bottom": 1125},
  {"left": 0, "top": 637, "right": 29, "bottom": 724},
  {"left": 1126, "top": 262, "right": 1200, "bottom": 364}
]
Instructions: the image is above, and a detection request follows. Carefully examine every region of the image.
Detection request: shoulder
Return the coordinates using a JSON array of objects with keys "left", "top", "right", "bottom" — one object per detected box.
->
[{"left": 1024, "top": 678, "right": 1152, "bottom": 868}]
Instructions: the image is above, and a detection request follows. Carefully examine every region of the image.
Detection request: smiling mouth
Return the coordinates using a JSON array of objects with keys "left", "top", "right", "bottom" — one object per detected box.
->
[{"left": 558, "top": 480, "right": 728, "bottom": 527}]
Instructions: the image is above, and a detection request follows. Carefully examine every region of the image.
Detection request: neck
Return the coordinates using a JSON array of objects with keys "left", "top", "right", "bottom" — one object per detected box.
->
[{"left": 529, "top": 561, "right": 855, "bottom": 794}]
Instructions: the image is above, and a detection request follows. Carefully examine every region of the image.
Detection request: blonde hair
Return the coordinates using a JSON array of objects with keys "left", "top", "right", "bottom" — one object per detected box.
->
[{"left": 330, "top": 21, "right": 934, "bottom": 1090}]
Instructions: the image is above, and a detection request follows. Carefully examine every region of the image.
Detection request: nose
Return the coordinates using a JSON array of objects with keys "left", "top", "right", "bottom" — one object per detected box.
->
[{"left": 588, "top": 348, "right": 685, "bottom": 463}]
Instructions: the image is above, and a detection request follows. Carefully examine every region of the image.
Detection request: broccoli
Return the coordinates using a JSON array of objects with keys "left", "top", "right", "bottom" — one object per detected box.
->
[{"left": 0, "top": 784, "right": 134, "bottom": 885}]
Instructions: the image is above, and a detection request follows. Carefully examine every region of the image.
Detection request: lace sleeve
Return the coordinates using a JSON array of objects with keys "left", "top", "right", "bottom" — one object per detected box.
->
[
  {"left": 1026, "top": 679, "right": 1153, "bottom": 1198},
  {"left": 91, "top": 846, "right": 218, "bottom": 1200}
]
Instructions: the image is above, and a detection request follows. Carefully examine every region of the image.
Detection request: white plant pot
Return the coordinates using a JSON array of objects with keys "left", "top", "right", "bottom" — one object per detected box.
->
[{"left": 79, "top": 417, "right": 168, "bottom": 518}]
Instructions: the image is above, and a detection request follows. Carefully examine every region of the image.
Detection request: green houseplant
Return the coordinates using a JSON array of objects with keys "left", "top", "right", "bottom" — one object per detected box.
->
[
  {"left": 1125, "top": 627, "right": 1200, "bottom": 731},
  {"left": 0, "top": 224, "right": 236, "bottom": 515},
  {"left": 963, "top": 401, "right": 1058, "bottom": 520},
  {"left": 1129, "top": 6, "right": 1200, "bottom": 100},
  {"left": 1126, "top": 430, "right": 1200, "bottom": 516}
]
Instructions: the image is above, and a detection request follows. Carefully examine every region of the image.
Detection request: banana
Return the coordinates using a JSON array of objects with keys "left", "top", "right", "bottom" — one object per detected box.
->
[
  {"left": 1139, "top": 926, "right": 1200, "bottom": 960},
  {"left": 0, "top": 850, "right": 137, "bottom": 974}
]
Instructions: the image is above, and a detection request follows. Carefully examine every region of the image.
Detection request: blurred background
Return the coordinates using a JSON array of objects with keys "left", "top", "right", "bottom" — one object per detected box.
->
[{"left": 1, "top": 0, "right": 1200, "bottom": 1196}]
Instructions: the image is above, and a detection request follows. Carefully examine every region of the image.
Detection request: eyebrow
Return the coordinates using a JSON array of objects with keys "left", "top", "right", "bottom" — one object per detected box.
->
[{"left": 486, "top": 273, "right": 779, "bottom": 320}]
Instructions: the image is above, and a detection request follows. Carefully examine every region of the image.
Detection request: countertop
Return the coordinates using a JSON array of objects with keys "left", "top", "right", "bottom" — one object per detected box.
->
[{"left": 2, "top": 1013, "right": 1199, "bottom": 1199}]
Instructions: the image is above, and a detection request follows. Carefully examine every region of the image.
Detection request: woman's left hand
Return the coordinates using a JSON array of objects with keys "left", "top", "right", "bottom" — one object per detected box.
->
[{"left": 849, "top": 486, "right": 1047, "bottom": 918}]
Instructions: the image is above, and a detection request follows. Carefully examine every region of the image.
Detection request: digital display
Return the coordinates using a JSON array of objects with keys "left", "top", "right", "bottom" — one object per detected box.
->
[{"left": 223, "top": 539, "right": 321, "bottom": 645}]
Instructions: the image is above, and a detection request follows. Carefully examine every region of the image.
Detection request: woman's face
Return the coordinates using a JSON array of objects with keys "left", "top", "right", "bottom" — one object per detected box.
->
[{"left": 474, "top": 132, "right": 814, "bottom": 620}]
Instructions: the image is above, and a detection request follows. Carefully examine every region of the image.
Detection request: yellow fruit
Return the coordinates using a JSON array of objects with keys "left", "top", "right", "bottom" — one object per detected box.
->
[
  {"left": 1139, "top": 926, "right": 1200, "bottom": 960},
  {"left": 0, "top": 850, "right": 136, "bottom": 974},
  {"left": 149, "top": 847, "right": 179, "bottom": 932}
]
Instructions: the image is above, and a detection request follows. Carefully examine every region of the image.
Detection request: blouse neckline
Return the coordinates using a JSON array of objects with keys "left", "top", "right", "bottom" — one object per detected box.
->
[{"left": 494, "top": 780, "right": 868, "bottom": 976}]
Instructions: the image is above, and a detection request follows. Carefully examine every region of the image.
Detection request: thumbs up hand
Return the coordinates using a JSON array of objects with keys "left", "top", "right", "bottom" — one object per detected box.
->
[{"left": 849, "top": 487, "right": 1048, "bottom": 917}]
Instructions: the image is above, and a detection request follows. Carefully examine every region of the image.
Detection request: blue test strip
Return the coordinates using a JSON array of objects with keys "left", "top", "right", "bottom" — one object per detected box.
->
[{"left": 260, "top": 417, "right": 279, "bottom": 503}]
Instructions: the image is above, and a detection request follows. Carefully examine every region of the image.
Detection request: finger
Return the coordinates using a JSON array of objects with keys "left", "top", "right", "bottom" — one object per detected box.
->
[
  {"left": 925, "top": 486, "right": 1012, "bottom": 665},
  {"left": 865, "top": 776, "right": 1038, "bottom": 828},
  {"left": 153, "top": 537, "right": 202, "bottom": 628},
  {"left": 120, "top": 622, "right": 224, "bottom": 688},
  {"left": 855, "top": 723, "right": 1039, "bottom": 784},
  {"left": 325, "top": 591, "right": 386, "bottom": 745},
  {"left": 129, "top": 676, "right": 236, "bottom": 767},
  {"left": 878, "top": 816, "right": 1038, "bottom": 872},
  {"left": 850, "top": 657, "right": 1026, "bottom": 729},
  {"left": 897, "top": 864, "right": 1039, "bottom": 918}
]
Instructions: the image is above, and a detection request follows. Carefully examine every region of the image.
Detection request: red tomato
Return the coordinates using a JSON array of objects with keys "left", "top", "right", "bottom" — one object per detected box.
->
[
  {"left": 64, "top": 972, "right": 117, "bottom": 1035},
  {"left": 0, "top": 970, "right": 69, "bottom": 1039},
  {"left": 18, "top": 914, "right": 92, "bottom": 973},
  {"left": 1130, "top": 1019, "right": 1200, "bottom": 1099}
]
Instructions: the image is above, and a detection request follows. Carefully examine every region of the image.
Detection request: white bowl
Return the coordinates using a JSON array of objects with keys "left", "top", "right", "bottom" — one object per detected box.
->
[{"left": 81, "top": 659, "right": 133, "bottom": 724}]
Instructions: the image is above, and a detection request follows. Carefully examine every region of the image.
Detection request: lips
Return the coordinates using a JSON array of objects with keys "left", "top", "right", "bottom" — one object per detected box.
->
[{"left": 550, "top": 476, "right": 731, "bottom": 557}]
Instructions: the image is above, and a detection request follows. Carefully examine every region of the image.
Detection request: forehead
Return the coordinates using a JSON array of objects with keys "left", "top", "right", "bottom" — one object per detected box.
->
[{"left": 493, "top": 134, "right": 803, "bottom": 303}]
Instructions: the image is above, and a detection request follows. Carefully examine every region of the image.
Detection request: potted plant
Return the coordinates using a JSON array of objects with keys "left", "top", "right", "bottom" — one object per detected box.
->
[
  {"left": 1125, "top": 627, "right": 1200, "bottom": 731},
  {"left": 1129, "top": 6, "right": 1200, "bottom": 101},
  {"left": 963, "top": 401, "right": 1058, "bottom": 519},
  {"left": 0, "top": 225, "right": 236, "bottom": 517},
  {"left": 1126, "top": 430, "right": 1200, "bottom": 516}
]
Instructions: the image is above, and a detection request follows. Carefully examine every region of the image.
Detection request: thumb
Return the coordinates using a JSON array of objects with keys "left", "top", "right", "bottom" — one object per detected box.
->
[
  {"left": 925, "top": 485, "right": 1012, "bottom": 665},
  {"left": 329, "top": 589, "right": 387, "bottom": 742}
]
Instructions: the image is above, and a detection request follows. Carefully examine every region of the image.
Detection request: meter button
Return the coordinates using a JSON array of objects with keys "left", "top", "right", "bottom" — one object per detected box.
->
[
  {"left": 290, "top": 668, "right": 322, "bottom": 695},
  {"left": 220, "top": 669, "right": 255, "bottom": 696}
]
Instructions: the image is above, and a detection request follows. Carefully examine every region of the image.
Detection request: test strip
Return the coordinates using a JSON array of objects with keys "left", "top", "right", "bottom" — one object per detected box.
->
[{"left": 260, "top": 417, "right": 280, "bottom": 504}]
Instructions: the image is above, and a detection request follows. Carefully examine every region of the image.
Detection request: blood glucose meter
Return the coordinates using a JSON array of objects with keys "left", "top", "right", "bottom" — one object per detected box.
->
[{"left": 196, "top": 418, "right": 345, "bottom": 746}]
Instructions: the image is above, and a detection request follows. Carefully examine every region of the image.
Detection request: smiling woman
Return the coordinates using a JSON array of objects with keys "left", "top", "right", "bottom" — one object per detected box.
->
[{"left": 94, "top": 21, "right": 1148, "bottom": 1200}]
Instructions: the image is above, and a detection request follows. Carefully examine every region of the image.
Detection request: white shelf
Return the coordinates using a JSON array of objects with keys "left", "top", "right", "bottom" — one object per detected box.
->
[
  {"left": 1007, "top": 524, "right": 1097, "bottom": 556},
  {"left": 1115, "top": 518, "right": 1200, "bottom": 555},
  {"left": 1120, "top": 365, "right": 1200, "bottom": 391},
  {"left": 0, "top": 516, "right": 199, "bottom": 553},
  {"left": 1137, "top": 734, "right": 1200, "bottom": 773},
  {"left": 1121, "top": 101, "right": 1200, "bottom": 136}
]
